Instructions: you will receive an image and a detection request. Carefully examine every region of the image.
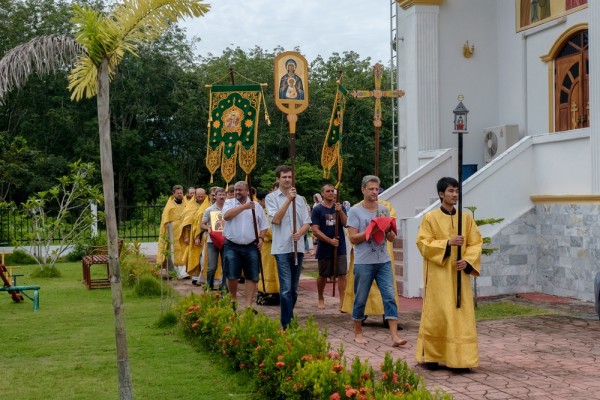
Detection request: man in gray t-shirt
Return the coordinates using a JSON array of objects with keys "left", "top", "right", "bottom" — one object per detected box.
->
[{"left": 346, "top": 175, "right": 407, "bottom": 348}]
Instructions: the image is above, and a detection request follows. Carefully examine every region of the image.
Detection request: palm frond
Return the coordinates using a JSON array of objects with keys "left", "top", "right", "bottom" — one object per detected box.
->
[
  {"left": 0, "top": 35, "right": 85, "bottom": 105},
  {"left": 112, "top": 0, "right": 211, "bottom": 53}
]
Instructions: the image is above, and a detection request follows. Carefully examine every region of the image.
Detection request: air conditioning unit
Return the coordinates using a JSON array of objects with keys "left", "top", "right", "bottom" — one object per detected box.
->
[{"left": 483, "top": 124, "right": 519, "bottom": 163}]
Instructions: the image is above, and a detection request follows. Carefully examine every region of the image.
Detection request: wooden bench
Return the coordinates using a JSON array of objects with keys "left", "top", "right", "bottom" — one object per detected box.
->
[
  {"left": 0, "top": 264, "right": 41, "bottom": 311},
  {"left": 82, "top": 240, "right": 123, "bottom": 289}
]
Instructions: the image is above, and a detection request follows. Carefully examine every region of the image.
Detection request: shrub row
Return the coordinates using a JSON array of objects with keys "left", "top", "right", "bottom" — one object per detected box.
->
[{"left": 176, "top": 292, "right": 451, "bottom": 399}]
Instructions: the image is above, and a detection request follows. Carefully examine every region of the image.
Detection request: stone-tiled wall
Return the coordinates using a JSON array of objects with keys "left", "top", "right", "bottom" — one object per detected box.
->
[{"left": 478, "top": 204, "right": 600, "bottom": 302}]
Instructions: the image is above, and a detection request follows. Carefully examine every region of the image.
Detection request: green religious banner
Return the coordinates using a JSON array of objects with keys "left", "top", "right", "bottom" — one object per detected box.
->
[
  {"left": 321, "top": 82, "right": 347, "bottom": 182},
  {"left": 206, "top": 84, "right": 262, "bottom": 184}
]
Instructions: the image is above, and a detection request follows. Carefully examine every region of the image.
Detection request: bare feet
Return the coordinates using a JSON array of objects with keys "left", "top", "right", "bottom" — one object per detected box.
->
[
  {"left": 354, "top": 334, "right": 369, "bottom": 345},
  {"left": 392, "top": 338, "right": 408, "bottom": 347},
  {"left": 317, "top": 299, "right": 325, "bottom": 309}
]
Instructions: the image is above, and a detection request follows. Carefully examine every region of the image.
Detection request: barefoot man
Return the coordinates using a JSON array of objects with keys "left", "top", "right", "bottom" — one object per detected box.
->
[
  {"left": 311, "top": 183, "right": 348, "bottom": 310},
  {"left": 347, "top": 175, "right": 407, "bottom": 347}
]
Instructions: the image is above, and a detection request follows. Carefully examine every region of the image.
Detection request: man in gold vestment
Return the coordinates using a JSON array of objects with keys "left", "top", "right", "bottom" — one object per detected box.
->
[
  {"left": 156, "top": 185, "right": 187, "bottom": 278},
  {"left": 181, "top": 188, "right": 209, "bottom": 282},
  {"left": 415, "top": 177, "right": 482, "bottom": 371}
]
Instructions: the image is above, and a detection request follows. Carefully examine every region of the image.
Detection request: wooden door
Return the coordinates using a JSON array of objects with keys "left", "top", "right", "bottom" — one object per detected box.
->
[{"left": 554, "top": 30, "right": 589, "bottom": 132}]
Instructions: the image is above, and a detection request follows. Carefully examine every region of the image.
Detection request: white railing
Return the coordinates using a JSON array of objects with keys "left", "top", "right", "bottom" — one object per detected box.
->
[{"left": 384, "top": 128, "right": 591, "bottom": 297}]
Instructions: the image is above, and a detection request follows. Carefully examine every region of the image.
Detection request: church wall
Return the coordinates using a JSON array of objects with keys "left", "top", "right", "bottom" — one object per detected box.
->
[
  {"left": 437, "top": 0, "right": 499, "bottom": 169},
  {"left": 496, "top": 0, "right": 527, "bottom": 139},
  {"left": 478, "top": 203, "right": 599, "bottom": 302}
]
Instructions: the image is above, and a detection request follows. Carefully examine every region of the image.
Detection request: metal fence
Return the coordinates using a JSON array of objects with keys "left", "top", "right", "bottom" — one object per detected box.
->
[{"left": 0, "top": 204, "right": 164, "bottom": 246}]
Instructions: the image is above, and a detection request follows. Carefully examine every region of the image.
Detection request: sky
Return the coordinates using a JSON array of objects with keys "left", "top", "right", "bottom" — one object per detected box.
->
[{"left": 180, "top": 0, "right": 394, "bottom": 64}]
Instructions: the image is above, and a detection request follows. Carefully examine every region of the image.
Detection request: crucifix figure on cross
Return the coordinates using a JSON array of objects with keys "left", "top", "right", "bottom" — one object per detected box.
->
[{"left": 350, "top": 63, "right": 404, "bottom": 176}]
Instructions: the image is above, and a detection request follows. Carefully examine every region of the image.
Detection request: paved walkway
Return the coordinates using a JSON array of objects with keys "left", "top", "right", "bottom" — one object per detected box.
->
[{"left": 173, "top": 275, "right": 600, "bottom": 400}]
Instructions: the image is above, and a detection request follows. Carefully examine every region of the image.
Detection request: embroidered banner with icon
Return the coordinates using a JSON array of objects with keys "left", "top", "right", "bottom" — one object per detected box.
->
[
  {"left": 321, "top": 83, "right": 347, "bottom": 181},
  {"left": 206, "top": 85, "right": 262, "bottom": 184}
]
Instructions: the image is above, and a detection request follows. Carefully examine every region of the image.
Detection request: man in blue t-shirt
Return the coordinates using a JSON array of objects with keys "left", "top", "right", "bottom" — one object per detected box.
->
[{"left": 311, "top": 183, "right": 348, "bottom": 310}]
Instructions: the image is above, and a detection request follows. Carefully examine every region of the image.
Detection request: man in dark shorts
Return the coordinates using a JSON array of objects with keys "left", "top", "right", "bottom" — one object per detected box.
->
[
  {"left": 222, "top": 181, "right": 268, "bottom": 308},
  {"left": 311, "top": 183, "right": 348, "bottom": 310}
]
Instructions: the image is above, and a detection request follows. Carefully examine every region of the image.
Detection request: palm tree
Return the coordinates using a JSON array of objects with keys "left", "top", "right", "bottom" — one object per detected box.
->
[{"left": 0, "top": 1, "right": 210, "bottom": 398}]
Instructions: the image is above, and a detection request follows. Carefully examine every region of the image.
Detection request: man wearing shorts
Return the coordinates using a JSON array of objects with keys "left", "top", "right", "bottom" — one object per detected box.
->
[
  {"left": 311, "top": 183, "right": 347, "bottom": 310},
  {"left": 222, "top": 181, "right": 268, "bottom": 307}
]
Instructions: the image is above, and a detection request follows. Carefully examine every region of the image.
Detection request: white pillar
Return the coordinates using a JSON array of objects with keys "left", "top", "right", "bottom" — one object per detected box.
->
[
  {"left": 590, "top": 1, "right": 600, "bottom": 193},
  {"left": 400, "top": 5, "right": 441, "bottom": 177}
]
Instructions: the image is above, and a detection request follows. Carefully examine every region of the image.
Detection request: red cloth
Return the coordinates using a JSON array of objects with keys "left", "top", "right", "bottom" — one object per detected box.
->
[
  {"left": 365, "top": 217, "right": 397, "bottom": 245},
  {"left": 209, "top": 230, "right": 225, "bottom": 249}
]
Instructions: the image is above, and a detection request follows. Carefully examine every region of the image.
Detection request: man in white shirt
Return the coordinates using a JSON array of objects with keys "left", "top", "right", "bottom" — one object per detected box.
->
[
  {"left": 222, "top": 181, "right": 268, "bottom": 307},
  {"left": 265, "top": 165, "right": 312, "bottom": 329}
]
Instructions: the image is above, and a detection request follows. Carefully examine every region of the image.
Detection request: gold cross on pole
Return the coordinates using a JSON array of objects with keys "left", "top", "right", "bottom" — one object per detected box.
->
[{"left": 350, "top": 63, "right": 404, "bottom": 176}]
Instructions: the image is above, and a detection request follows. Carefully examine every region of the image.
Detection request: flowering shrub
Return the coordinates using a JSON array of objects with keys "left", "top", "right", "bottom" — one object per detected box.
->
[{"left": 176, "top": 292, "right": 448, "bottom": 399}]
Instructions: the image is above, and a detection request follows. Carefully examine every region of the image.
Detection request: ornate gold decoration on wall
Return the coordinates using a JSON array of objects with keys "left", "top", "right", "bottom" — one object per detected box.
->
[{"left": 463, "top": 41, "right": 475, "bottom": 58}]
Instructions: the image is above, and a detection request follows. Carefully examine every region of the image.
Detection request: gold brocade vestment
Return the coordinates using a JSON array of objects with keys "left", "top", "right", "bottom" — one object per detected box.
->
[
  {"left": 156, "top": 197, "right": 187, "bottom": 267},
  {"left": 415, "top": 208, "right": 482, "bottom": 368}
]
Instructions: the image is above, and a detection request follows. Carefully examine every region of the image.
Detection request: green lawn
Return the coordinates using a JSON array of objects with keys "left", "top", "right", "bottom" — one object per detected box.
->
[
  {"left": 475, "top": 301, "right": 553, "bottom": 320},
  {"left": 0, "top": 262, "right": 253, "bottom": 400}
]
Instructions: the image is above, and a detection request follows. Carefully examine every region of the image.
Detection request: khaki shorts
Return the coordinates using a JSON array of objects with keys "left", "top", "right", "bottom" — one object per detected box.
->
[{"left": 318, "top": 255, "right": 348, "bottom": 277}]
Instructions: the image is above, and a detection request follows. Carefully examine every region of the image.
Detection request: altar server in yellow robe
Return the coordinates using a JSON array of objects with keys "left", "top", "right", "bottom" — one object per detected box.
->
[
  {"left": 415, "top": 177, "right": 482, "bottom": 371},
  {"left": 156, "top": 185, "right": 187, "bottom": 277}
]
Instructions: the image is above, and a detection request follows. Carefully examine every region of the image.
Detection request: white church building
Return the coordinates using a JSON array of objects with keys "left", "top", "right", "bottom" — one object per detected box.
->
[{"left": 382, "top": 0, "right": 598, "bottom": 302}]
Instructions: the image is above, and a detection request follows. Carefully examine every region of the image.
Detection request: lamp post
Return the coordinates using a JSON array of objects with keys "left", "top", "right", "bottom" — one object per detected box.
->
[{"left": 453, "top": 96, "right": 468, "bottom": 308}]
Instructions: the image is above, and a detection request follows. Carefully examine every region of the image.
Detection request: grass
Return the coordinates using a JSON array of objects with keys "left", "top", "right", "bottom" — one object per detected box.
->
[
  {"left": 0, "top": 262, "right": 254, "bottom": 400},
  {"left": 475, "top": 301, "right": 554, "bottom": 320}
]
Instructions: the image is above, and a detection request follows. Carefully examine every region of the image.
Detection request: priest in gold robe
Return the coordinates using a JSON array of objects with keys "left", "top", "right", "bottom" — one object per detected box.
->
[
  {"left": 415, "top": 177, "right": 482, "bottom": 371},
  {"left": 156, "top": 185, "right": 187, "bottom": 278},
  {"left": 187, "top": 193, "right": 212, "bottom": 283}
]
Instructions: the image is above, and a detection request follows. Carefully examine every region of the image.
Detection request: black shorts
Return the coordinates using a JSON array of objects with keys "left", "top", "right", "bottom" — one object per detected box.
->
[{"left": 317, "top": 255, "right": 348, "bottom": 277}]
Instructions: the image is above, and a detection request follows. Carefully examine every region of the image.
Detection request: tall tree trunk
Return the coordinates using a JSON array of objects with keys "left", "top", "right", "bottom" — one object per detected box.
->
[{"left": 98, "top": 57, "right": 134, "bottom": 400}]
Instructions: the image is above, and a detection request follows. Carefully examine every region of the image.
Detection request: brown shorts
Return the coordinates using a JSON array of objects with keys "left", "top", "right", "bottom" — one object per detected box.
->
[{"left": 318, "top": 255, "right": 348, "bottom": 277}]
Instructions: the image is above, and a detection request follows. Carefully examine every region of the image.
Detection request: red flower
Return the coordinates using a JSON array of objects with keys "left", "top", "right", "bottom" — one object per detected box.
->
[
  {"left": 382, "top": 372, "right": 389, "bottom": 380},
  {"left": 191, "top": 323, "right": 198, "bottom": 330},
  {"left": 277, "top": 354, "right": 284, "bottom": 361},
  {"left": 239, "top": 363, "right": 245, "bottom": 369},
  {"left": 330, "top": 393, "right": 341, "bottom": 400},
  {"left": 345, "top": 388, "right": 358, "bottom": 397},
  {"left": 275, "top": 361, "right": 285, "bottom": 368},
  {"left": 327, "top": 351, "right": 340, "bottom": 360},
  {"left": 360, "top": 387, "right": 367, "bottom": 394},
  {"left": 265, "top": 338, "right": 273, "bottom": 343},
  {"left": 333, "top": 363, "right": 343, "bottom": 372},
  {"left": 361, "top": 373, "right": 370, "bottom": 380},
  {"left": 259, "top": 362, "right": 265, "bottom": 368}
]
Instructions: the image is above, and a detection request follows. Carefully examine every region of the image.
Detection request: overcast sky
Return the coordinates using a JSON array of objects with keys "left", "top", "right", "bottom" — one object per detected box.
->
[{"left": 180, "top": 0, "right": 393, "bottom": 64}]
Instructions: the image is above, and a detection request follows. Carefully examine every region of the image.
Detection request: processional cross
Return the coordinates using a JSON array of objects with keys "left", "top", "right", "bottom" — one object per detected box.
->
[{"left": 350, "top": 63, "right": 404, "bottom": 176}]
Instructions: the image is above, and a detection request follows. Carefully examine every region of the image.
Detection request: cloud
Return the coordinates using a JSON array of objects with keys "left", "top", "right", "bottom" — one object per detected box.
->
[{"left": 181, "top": 0, "right": 392, "bottom": 63}]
